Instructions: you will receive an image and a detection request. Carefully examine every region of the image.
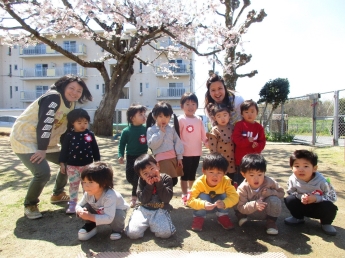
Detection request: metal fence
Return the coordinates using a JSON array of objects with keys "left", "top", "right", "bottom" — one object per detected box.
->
[{"left": 259, "top": 89, "right": 345, "bottom": 146}]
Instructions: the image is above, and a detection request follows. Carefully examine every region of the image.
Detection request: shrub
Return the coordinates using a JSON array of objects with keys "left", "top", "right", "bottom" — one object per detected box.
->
[{"left": 266, "top": 132, "right": 295, "bottom": 142}]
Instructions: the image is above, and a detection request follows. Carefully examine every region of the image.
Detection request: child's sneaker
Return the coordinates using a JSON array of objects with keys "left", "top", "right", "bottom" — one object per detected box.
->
[
  {"left": 78, "top": 222, "right": 97, "bottom": 241},
  {"left": 191, "top": 217, "right": 204, "bottom": 231},
  {"left": 235, "top": 211, "right": 248, "bottom": 226},
  {"left": 24, "top": 205, "right": 42, "bottom": 219},
  {"left": 50, "top": 192, "right": 70, "bottom": 203},
  {"left": 181, "top": 195, "right": 188, "bottom": 206},
  {"left": 266, "top": 219, "right": 278, "bottom": 235},
  {"left": 66, "top": 201, "right": 76, "bottom": 214},
  {"left": 110, "top": 232, "right": 122, "bottom": 240},
  {"left": 321, "top": 224, "right": 337, "bottom": 236},
  {"left": 217, "top": 215, "right": 234, "bottom": 230},
  {"left": 284, "top": 216, "right": 305, "bottom": 225}
]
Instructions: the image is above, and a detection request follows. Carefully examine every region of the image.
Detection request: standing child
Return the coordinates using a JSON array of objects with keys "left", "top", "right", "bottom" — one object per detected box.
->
[
  {"left": 76, "top": 162, "right": 130, "bottom": 241},
  {"left": 187, "top": 153, "right": 239, "bottom": 231},
  {"left": 126, "top": 154, "right": 176, "bottom": 239},
  {"left": 206, "top": 103, "right": 236, "bottom": 183},
  {"left": 146, "top": 101, "right": 184, "bottom": 186},
  {"left": 178, "top": 93, "right": 208, "bottom": 205},
  {"left": 118, "top": 104, "right": 148, "bottom": 208},
  {"left": 236, "top": 154, "right": 285, "bottom": 235},
  {"left": 232, "top": 100, "right": 266, "bottom": 186},
  {"left": 284, "top": 150, "right": 338, "bottom": 236},
  {"left": 59, "top": 109, "right": 100, "bottom": 214}
]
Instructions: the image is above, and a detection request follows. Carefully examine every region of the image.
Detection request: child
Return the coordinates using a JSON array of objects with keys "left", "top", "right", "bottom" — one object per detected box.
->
[
  {"left": 187, "top": 153, "right": 239, "bottom": 231},
  {"left": 236, "top": 154, "right": 284, "bottom": 235},
  {"left": 76, "top": 162, "right": 130, "bottom": 241},
  {"left": 206, "top": 103, "right": 236, "bottom": 184},
  {"left": 178, "top": 93, "right": 208, "bottom": 205},
  {"left": 146, "top": 101, "right": 184, "bottom": 186},
  {"left": 118, "top": 104, "right": 148, "bottom": 208},
  {"left": 284, "top": 150, "right": 338, "bottom": 236},
  {"left": 59, "top": 109, "right": 100, "bottom": 214},
  {"left": 232, "top": 100, "right": 266, "bottom": 186},
  {"left": 126, "top": 154, "right": 176, "bottom": 239}
]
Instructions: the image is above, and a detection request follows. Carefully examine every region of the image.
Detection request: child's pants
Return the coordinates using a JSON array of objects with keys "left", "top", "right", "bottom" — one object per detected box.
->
[
  {"left": 193, "top": 193, "right": 230, "bottom": 218},
  {"left": 126, "top": 206, "right": 176, "bottom": 239},
  {"left": 67, "top": 165, "right": 86, "bottom": 203},
  {"left": 238, "top": 196, "right": 282, "bottom": 220},
  {"left": 82, "top": 203, "right": 127, "bottom": 233},
  {"left": 284, "top": 195, "right": 338, "bottom": 225}
]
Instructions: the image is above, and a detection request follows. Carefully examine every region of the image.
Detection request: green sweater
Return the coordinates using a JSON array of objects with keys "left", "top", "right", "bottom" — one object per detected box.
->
[{"left": 118, "top": 124, "right": 148, "bottom": 157}]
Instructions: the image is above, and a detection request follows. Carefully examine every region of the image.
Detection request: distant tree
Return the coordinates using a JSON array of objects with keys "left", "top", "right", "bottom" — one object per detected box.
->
[
  {"left": 258, "top": 78, "right": 290, "bottom": 127},
  {"left": 0, "top": 0, "right": 239, "bottom": 136}
]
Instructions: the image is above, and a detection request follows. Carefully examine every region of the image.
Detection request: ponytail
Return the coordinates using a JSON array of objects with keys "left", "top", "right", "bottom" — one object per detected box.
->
[
  {"left": 146, "top": 112, "right": 156, "bottom": 132},
  {"left": 172, "top": 114, "right": 180, "bottom": 137}
]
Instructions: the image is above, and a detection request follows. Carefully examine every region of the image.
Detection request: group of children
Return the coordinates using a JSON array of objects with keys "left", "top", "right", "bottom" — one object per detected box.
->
[{"left": 57, "top": 92, "right": 338, "bottom": 241}]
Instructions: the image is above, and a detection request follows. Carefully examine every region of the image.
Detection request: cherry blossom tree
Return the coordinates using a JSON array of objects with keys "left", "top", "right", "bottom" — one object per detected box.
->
[
  {"left": 211, "top": 0, "right": 267, "bottom": 90},
  {"left": 0, "top": 0, "right": 263, "bottom": 135}
]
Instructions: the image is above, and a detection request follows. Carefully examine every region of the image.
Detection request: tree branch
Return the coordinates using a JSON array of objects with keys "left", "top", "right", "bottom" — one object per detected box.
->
[{"left": 237, "top": 70, "right": 258, "bottom": 78}]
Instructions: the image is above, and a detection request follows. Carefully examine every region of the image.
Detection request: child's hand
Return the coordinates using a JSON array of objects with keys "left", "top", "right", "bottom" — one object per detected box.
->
[
  {"left": 214, "top": 200, "right": 225, "bottom": 209},
  {"left": 203, "top": 139, "right": 209, "bottom": 149},
  {"left": 60, "top": 163, "right": 66, "bottom": 174},
  {"left": 248, "top": 137, "right": 254, "bottom": 143},
  {"left": 301, "top": 194, "right": 316, "bottom": 204},
  {"left": 159, "top": 124, "right": 166, "bottom": 133},
  {"left": 204, "top": 201, "right": 216, "bottom": 210},
  {"left": 177, "top": 159, "right": 183, "bottom": 168},
  {"left": 76, "top": 207, "right": 88, "bottom": 218},
  {"left": 118, "top": 157, "right": 124, "bottom": 164},
  {"left": 252, "top": 141, "right": 258, "bottom": 148},
  {"left": 256, "top": 198, "right": 267, "bottom": 211}
]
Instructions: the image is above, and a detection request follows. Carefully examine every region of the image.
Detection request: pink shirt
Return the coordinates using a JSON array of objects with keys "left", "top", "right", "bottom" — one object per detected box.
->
[{"left": 178, "top": 115, "right": 208, "bottom": 157}]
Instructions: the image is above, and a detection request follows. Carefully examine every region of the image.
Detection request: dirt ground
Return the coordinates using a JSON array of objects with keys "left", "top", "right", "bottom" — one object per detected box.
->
[{"left": 0, "top": 135, "right": 344, "bottom": 258}]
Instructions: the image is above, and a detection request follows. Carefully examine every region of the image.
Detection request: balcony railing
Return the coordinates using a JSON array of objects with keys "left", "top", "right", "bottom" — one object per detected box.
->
[
  {"left": 156, "top": 87, "right": 189, "bottom": 99},
  {"left": 155, "top": 63, "right": 190, "bottom": 76},
  {"left": 20, "top": 66, "right": 86, "bottom": 79},
  {"left": 20, "top": 44, "right": 87, "bottom": 56}
]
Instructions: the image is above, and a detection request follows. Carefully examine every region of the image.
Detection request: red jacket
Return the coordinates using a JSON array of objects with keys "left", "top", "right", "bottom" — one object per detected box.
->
[{"left": 232, "top": 120, "right": 266, "bottom": 165}]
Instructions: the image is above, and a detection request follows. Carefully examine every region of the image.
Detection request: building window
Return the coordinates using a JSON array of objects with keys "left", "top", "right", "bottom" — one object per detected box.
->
[
  {"left": 10, "top": 86, "right": 13, "bottom": 99},
  {"left": 140, "top": 83, "right": 143, "bottom": 93},
  {"left": 35, "top": 64, "right": 48, "bottom": 76},
  {"left": 14, "top": 65, "right": 18, "bottom": 70},
  {"left": 113, "top": 110, "right": 122, "bottom": 124},
  {"left": 139, "top": 62, "right": 142, "bottom": 72},
  {"left": 36, "top": 86, "right": 49, "bottom": 98},
  {"left": 168, "top": 83, "right": 185, "bottom": 97},
  {"left": 15, "top": 86, "right": 18, "bottom": 91},
  {"left": 146, "top": 83, "right": 149, "bottom": 88},
  {"left": 169, "top": 59, "right": 185, "bottom": 73},
  {"left": 64, "top": 63, "right": 77, "bottom": 75},
  {"left": 9, "top": 65, "right": 12, "bottom": 76},
  {"left": 63, "top": 41, "right": 77, "bottom": 52},
  {"left": 8, "top": 47, "right": 11, "bottom": 56},
  {"left": 96, "top": 84, "right": 99, "bottom": 90},
  {"left": 102, "top": 84, "right": 105, "bottom": 94}
]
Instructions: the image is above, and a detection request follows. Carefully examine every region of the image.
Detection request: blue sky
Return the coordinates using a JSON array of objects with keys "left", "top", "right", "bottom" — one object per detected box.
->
[{"left": 194, "top": 0, "right": 345, "bottom": 104}]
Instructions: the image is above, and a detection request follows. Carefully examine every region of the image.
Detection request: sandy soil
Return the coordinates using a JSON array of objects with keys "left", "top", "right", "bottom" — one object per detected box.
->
[{"left": 0, "top": 135, "right": 344, "bottom": 258}]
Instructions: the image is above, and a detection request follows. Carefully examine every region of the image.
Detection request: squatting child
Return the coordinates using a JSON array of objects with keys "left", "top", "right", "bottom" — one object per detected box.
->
[
  {"left": 126, "top": 154, "right": 176, "bottom": 239},
  {"left": 236, "top": 154, "right": 284, "bottom": 235},
  {"left": 206, "top": 103, "right": 236, "bottom": 184},
  {"left": 284, "top": 149, "right": 338, "bottom": 236},
  {"left": 59, "top": 108, "right": 100, "bottom": 214},
  {"left": 118, "top": 104, "right": 148, "bottom": 208},
  {"left": 76, "top": 162, "right": 130, "bottom": 241},
  {"left": 178, "top": 93, "right": 208, "bottom": 205},
  {"left": 187, "top": 153, "right": 239, "bottom": 231},
  {"left": 232, "top": 100, "right": 266, "bottom": 185}
]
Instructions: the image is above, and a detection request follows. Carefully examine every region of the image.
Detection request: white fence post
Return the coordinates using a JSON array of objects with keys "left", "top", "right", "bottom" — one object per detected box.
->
[{"left": 333, "top": 91, "right": 339, "bottom": 146}]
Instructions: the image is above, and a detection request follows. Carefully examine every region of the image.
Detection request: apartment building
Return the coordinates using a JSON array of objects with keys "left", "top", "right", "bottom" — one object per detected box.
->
[{"left": 0, "top": 35, "right": 195, "bottom": 124}]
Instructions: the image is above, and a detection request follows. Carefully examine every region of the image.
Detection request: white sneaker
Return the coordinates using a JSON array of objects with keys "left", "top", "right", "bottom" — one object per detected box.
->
[
  {"left": 110, "top": 232, "right": 122, "bottom": 240},
  {"left": 24, "top": 205, "right": 42, "bottom": 219},
  {"left": 78, "top": 223, "right": 97, "bottom": 241}
]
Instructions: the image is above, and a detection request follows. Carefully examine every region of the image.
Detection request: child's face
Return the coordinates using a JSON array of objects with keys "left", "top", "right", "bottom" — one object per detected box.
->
[
  {"left": 73, "top": 118, "right": 89, "bottom": 132},
  {"left": 139, "top": 162, "right": 160, "bottom": 183},
  {"left": 241, "top": 169, "right": 265, "bottom": 190},
  {"left": 155, "top": 113, "right": 171, "bottom": 128},
  {"left": 214, "top": 111, "right": 230, "bottom": 126},
  {"left": 242, "top": 106, "right": 258, "bottom": 124},
  {"left": 202, "top": 167, "right": 225, "bottom": 187},
  {"left": 131, "top": 111, "right": 147, "bottom": 126},
  {"left": 182, "top": 100, "right": 197, "bottom": 118},
  {"left": 292, "top": 158, "right": 317, "bottom": 182},
  {"left": 81, "top": 177, "right": 103, "bottom": 197}
]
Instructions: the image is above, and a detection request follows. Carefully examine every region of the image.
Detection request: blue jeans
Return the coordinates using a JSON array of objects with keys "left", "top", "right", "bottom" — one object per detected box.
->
[
  {"left": 16, "top": 152, "right": 67, "bottom": 206},
  {"left": 193, "top": 193, "right": 230, "bottom": 217}
]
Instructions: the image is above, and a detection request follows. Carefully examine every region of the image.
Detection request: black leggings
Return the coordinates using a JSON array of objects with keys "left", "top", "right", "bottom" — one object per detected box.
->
[
  {"left": 284, "top": 195, "right": 338, "bottom": 224},
  {"left": 126, "top": 155, "right": 141, "bottom": 197}
]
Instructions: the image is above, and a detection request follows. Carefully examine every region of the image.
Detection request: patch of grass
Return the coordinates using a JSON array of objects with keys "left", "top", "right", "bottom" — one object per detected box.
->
[{"left": 315, "top": 147, "right": 345, "bottom": 167}]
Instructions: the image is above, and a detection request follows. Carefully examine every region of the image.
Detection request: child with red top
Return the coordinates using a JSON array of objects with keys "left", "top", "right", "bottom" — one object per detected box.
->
[{"left": 232, "top": 100, "right": 266, "bottom": 186}]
